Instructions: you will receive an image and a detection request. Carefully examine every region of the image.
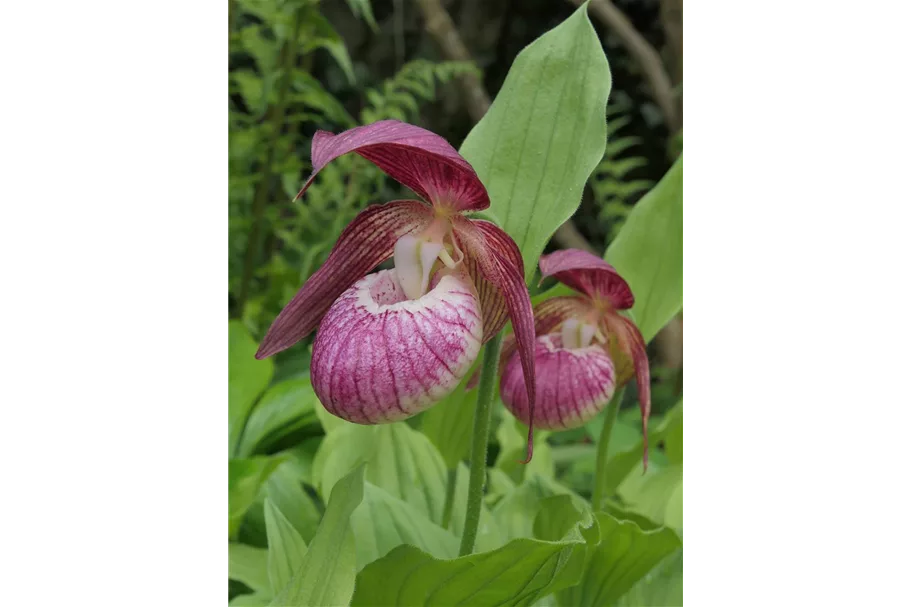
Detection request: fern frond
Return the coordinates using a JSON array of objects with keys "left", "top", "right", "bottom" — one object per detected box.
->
[
  {"left": 605, "top": 116, "right": 632, "bottom": 138},
  {"left": 590, "top": 103, "right": 654, "bottom": 242},
  {"left": 604, "top": 135, "right": 644, "bottom": 158},
  {"left": 360, "top": 59, "right": 480, "bottom": 123}
]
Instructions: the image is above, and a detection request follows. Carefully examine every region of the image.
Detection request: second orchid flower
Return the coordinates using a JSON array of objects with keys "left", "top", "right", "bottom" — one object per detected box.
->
[{"left": 498, "top": 249, "right": 652, "bottom": 467}]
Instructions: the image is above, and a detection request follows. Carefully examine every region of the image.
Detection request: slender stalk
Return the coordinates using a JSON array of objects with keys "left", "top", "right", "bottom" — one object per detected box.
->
[
  {"left": 441, "top": 467, "right": 457, "bottom": 530},
  {"left": 591, "top": 388, "right": 625, "bottom": 511},
  {"left": 458, "top": 333, "right": 503, "bottom": 556}
]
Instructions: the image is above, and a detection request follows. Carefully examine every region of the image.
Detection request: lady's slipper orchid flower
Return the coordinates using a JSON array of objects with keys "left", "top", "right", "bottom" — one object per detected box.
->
[
  {"left": 498, "top": 249, "right": 651, "bottom": 466},
  {"left": 254, "top": 120, "right": 537, "bottom": 459}
]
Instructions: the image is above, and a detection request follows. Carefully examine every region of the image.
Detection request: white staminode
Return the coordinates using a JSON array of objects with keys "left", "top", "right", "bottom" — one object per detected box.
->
[
  {"left": 561, "top": 318, "right": 597, "bottom": 350},
  {"left": 394, "top": 234, "right": 445, "bottom": 299}
]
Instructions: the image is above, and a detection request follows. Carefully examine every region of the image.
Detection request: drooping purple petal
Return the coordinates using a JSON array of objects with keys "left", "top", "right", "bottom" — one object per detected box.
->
[
  {"left": 310, "top": 269, "right": 483, "bottom": 423},
  {"left": 500, "top": 334, "right": 616, "bottom": 430},
  {"left": 256, "top": 200, "right": 433, "bottom": 359},
  {"left": 605, "top": 313, "right": 652, "bottom": 470},
  {"left": 296, "top": 120, "right": 490, "bottom": 212},
  {"left": 464, "top": 256, "right": 510, "bottom": 345},
  {"left": 453, "top": 216, "right": 536, "bottom": 462},
  {"left": 539, "top": 249, "right": 634, "bottom": 310}
]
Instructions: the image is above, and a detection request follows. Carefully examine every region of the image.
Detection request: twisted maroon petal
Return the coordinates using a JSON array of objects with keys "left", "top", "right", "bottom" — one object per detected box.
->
[
  {"left": 605, "top": 313, "right": 651, "bottom": 470},
  {"left": 453, "top": 216, "right": 536, "bottom": 462},
  {"left": 539, "top": 249, "right": 634, "bottom": 310},
  {"left": 463, "top": 256, "right": 510, "bottom": 345},
  {"left": 296, "top": 120, "right": 490, "bottom": 212},
  {"left": 256, "top": 200, "right": 434, "bottom": 359}
]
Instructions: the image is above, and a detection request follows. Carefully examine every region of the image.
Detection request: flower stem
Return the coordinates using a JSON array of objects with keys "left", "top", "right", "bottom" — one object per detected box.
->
[
  {"left": 441, "top": 467, "right": 457, "bottom": 530},
  {"left": 591, "top": 388, "right": 625, "bottom": 511},
  {"left": 459, "top": 333, "right": 503, "bottom": 556}
]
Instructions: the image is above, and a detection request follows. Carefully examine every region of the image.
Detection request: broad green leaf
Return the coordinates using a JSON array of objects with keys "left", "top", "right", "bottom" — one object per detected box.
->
[
  {"left": 312, "top": 423, "right": 448, "bottom": 524},
  {"left": 237, "top": 379, "right": 320, "bottom": 457},
  {"left": 616, "top": 549, "right": 683, "bottom": 607},
  {"left": 556, "top": 512, "right": 681, "bottom": 606},
  {"left": 605, "top": 156, "right": 683, "bottom": 343},
  {"left": 600, "top": 501, "right": 666, "bottom": 531},
  {"left": 496, "top": 417, "right": 554, "bottom": 483},
  {"left": 532, "top": 496, "right": 602, "bottom": 595},
  {"left": 278, "top": 437, "right": 322, "bottom": 487},
  {"left": 585, "top": 401, "right": 683, "bottom": 497},
  {"left": 229, "top": 543, "right": 270, "bottom": 595},
  {"left": 229, "top": 321, "right": 274, "bottom": 455},
  {"left": 485, "top": 467, "right": 517, "bottom": 509},
  {"left": 230, "top": 593, "right": 271, "bottom": 607},
  {"left": 533, "top": 496, "right": 599, "bottom": 545},
  {"left": 421, "top": 381, "right": 477, "bottom": 469},
  {"left": 270, "top": 465, "right": 365, "bottom": 607},
  {"left": 664, "top": 409, "right": 683, "bottom": 464},
  {"left": 351, "top": 496, "right": 595, "bottom": 606},
  {"left": 448, "top": 463, "right": 505, "bottom": 552},
  {"left": 229, "top": 456, "right": 284, "bottom": 538},
  {"left": 350, "top": 483, "right": 458, "bottom": 569},
  {"left": 617, "top": 463, "right": 683, "bottom": 533},
  {"left": 667, "top": 483, "right": 684, "bottom": 531},
  {"left": 236, "top": 460, "right": 321, "bottom": 550},
  {"left": 464, "top": 207, "right": 502, "bottom": 226},
  {"left": 313, "top": 400, "right": 349, "bottom": 436},
  {"left": 492, "top": 474, "right": 569, "bottom": 542},
  {"left": 264, "top": 499, "right": 308, "bottom": 594},
  {"left": 460, "top": 5, "right": 611, "bottom": 281}
]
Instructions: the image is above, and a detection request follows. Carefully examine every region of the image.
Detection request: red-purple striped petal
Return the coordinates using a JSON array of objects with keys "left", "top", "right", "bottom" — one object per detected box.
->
[
  {"left": 464, "top": 256, "right": 510, "bottom": 345},
  {"left": 539, "top": 249, "right": 634, "bottom": 310},
  {"left": 453, "top": 216, "right": 537, "bottom": 462},
  {"left": 310, "top": 269, "right": 483, "bottom": 423},
  {"left": 605, "top": 312, "right": 651, "bottom": 470},
  {"left": 256, "top": 200, "right": 433, "bottom": 359},
  {"left": 296, "top": 120, "right": 490, "bottom": 212},
  {"left": 500, "top": 334, "right": 616, "bottom": 430}
]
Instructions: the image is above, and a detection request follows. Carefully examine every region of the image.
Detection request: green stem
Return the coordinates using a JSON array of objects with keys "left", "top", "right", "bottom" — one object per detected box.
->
[
  {"left": 441, "top": 467, "right": 457, "bottom": 530},
  {"left": 591, "top": 388, "right": 625, "bottom": 511},
  {"left": 458, "top": 333, "right": 503, "bottom": 556}
]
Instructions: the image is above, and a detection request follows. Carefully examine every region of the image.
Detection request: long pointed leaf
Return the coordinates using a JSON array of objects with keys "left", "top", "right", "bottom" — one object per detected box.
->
[
  {"left": 264, "top": 499, "right": 308, "bottom": 594},
  {"left": 605, "top": 157, "right": 683, "bottom": 343},
  {"left": 459, "top": 4, "right": 611, "bottom": 282},
  {"left": 269, "top": 465, "right": 365, "bottom": 606},
  {"left": 556, "top": 512, "right": 681, "bottom": 606},
  {"left": 351, "top": 495, "right": 595, "bottom": 606}
]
